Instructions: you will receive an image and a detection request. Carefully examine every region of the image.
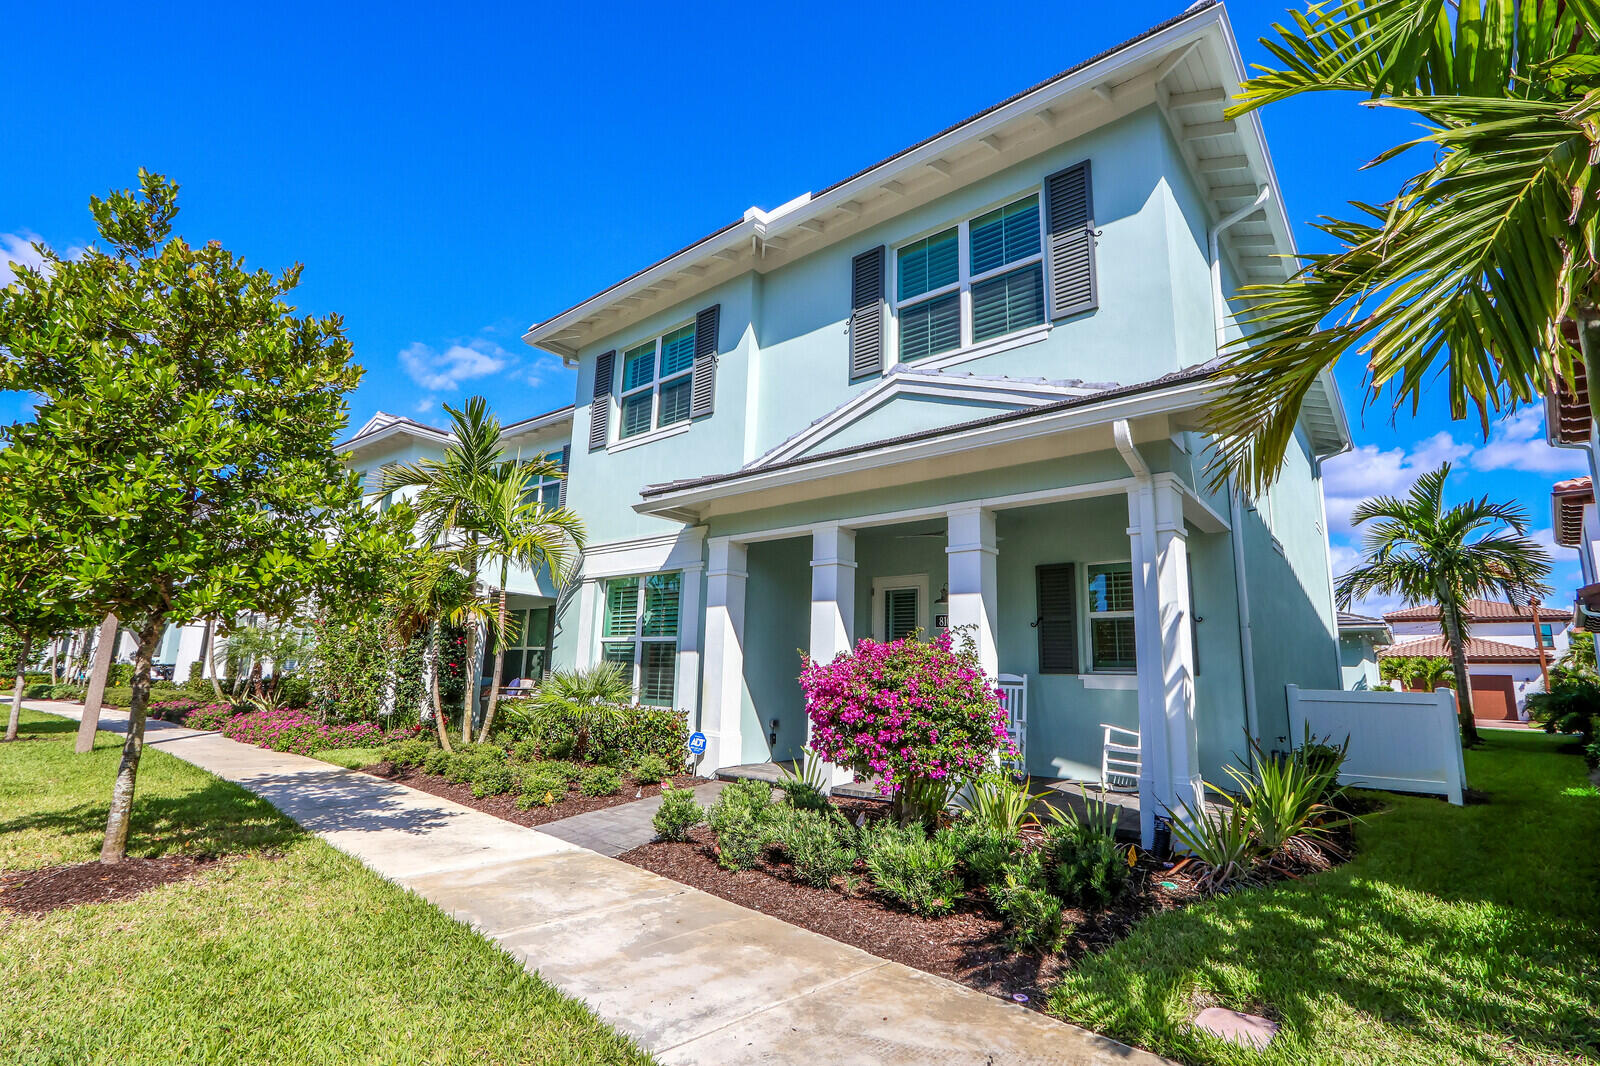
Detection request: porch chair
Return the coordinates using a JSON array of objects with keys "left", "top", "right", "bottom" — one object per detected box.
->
[{"left": 1100, "top": 724, "right": 1140, "bottom": 792}]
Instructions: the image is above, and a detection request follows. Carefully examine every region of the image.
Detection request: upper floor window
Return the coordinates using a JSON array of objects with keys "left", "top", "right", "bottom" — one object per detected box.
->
[
  {"left": 619, "top": 323, "right": 696, "bottom": 440},
  {"left": 523, "top": 450, "right": 568, "bottom": 509},
  {"left": 894, "top": 194, "right": 1044, "bottom": 362},
  {"left": 1538, "top": 622, "right": 1555, "bottom": 648}
]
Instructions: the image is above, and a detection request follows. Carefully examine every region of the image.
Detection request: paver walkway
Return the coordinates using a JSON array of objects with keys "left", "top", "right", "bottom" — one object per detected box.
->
[
  {"left": 539, "top": 780, "right": 727, "bottom": 857},
  {"left": 31, "top": 702, "right": 1172, "bottom": 1066}
]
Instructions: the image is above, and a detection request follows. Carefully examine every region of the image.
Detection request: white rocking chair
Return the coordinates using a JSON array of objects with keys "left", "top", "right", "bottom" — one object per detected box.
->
[{"left": 1100, "top": 724, "right": 1141, "bottom": 792}]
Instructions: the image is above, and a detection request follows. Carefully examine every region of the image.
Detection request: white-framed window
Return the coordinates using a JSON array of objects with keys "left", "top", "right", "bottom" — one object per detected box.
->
[
  {"left": 600, "top": 572, "right": 681, "bottom": 705},
  {"left": 892, "top": 192, "right": 1045, "bottom": 363},
  {"left": 872, "top": 574, "right": 930, "bottom": 643},
  {"left": 485, "top": 606, "right": 551, "bottom": 683},
  {"left": 1086, "top": 562, "right": 1136, "bottom": 672},
  {"left": 1538, "top": 622, "right": 1555, "bottom": 649},
  {"left": 618, "top": 323, "right": 696, "bottom": 441},
  {"left": 524, "top": 450, "right": 567, "bottom": 510}
]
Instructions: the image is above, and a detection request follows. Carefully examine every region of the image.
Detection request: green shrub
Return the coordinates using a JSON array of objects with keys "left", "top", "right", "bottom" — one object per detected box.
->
[
  {"left": 632, "top": 753, "right": 672, "bottom": 785},
  {"left": 511, "top": 738, "right": 543, "bottom": 764},
  {"left": 50, "top": 684, "right": 86, "bottom": 700},
  {"left": 423, "top": 747, "right": 453, "bottom": 776},
  {"left": 944, "top": 820, "right": 1017, "bottom": 890},
  {"left": 774, "top": 807, "right": 857, "bottom": 888},
  {"left": 990, "top": 853, "right": 1068, "bottom": 953},
  {"left": 109, "top": 663, "right": 134, "bottom": 686},
  {"left": 775, "top": 749, "right": 831, "bottom": 811},
  {"left": 500, "top": 689, "right": 690, "bottom": 766},
  {"left": 579, "top": 765, "right": 622, "bottom": 797},
  {"left": 653, "top": 786, "right": 706, "bottom": 841},
  {"left": 1041, "top": 819, "right": 1129, "bottom": 907},
  {"left": 471, "top": 761, "right": 518, "bottom": 798},
  {"left": 546, "top": 734, "right": 577, "bottom": 760},
  {"left": 527, "top": 758, "right": 582, "bottom": 784},
  {"left": 860, "top": 820, "right": 962, "bottom": 917},
  {"left": 383, "top": 738, "right": 433, "bottom": 768},
  {"left": 23, "top": 683, "right": 54, "bottom": 699},
  {"left": 962, "top": 774, "right": 1043, "bottom": 835},
  {"left": 708, "top": 779, "right": 777, "bottom": 870},
  {"left": 517, "top": 768, "right": 568, "bottom": 808}
]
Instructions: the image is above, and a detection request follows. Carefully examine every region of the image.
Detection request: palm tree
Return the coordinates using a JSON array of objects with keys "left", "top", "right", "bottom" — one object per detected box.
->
[
  {"left": 1337, "top": 463, "right": 1551, "bottom": 745},
  {"left": 473, "top": 462, "right": 584, "bottom": 742},
  {"left": 1207, "top": 0, "right": 1600, "bottom": 493},
  {"left": 391, "top": 551, "right": 487, "bottom": 753}
]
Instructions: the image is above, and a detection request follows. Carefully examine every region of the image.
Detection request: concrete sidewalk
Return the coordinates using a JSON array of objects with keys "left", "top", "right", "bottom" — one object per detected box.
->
[{"left": 31, "top": 702, "right": 1171, "bottom": 1066}]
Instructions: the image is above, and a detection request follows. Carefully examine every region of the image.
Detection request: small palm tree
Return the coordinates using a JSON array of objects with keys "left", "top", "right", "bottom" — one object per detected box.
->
[
  {"left": 1208, "top": 0, "right": 1600, "bottom": 493},
  {"left": 474, "top": 462, "right": 584, "bottom": 742},
  {"left": 391, "top": 552, "right": 488, "bottom": 753},
  {"left": 505, "top": 663, "right": 633, "bottom": 759},
  {"left": 1338, "top": 463, "right": 1551, "bottom": 745}
]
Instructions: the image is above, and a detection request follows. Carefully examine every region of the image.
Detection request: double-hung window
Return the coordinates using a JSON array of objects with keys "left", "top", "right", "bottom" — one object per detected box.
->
[
  {"left": 894, "top": 193, "right": 1044, "bottom": 362},
  {"left": 1538, "top": 622, "right": 1555, "bottom": 649},
  {"left": 1086, "top": 562, "right": 1136, "bottom": 672},
  {"left": 600, "top": 573, "right": 681, "bottom": 705},
  {"left": 619, "top": 323, "right": 696, "bottom": 441},
  {"left": 525, "top": 451, "right": 566, "bottom": 509},
  {"left": 485, "top": 607, "right": 551, "bottom": 682}
]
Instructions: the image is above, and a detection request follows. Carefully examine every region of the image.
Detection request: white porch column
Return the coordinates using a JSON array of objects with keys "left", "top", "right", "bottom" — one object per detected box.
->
[
  {"left": 675, "top": 561, "right": 705, "bottom": 721},
  {"left": 1127, "top": 478, "right": 1203, "bottom": 849},
  {"left": 945, "top": 506, "right": 999, "bottom": 678},
  {"left": 809, "top": 522, "right": 857, "bottom": 787},
  {"left": 574, "top": 577, "right": 601, "bottom": 668},
  {"left": 700, "top": 537, "right": 748, "bottom": 773}
]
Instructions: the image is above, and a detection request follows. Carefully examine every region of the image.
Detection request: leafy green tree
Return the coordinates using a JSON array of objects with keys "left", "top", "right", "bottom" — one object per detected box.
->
[
  {"left": 1208, "top": 0, "right": 1600, "bottom": 491},
  {"left": 1336, "top": 463, "right": 1550, "bottom": 745},
  {"left": 380, "top": 398, "right": 582, "bottom": 743},
  {"left": 0, "top": 171, "right": 398, "bottom": 862},
  {"left": 0, "top": 534, "right": 87, "bottom": 742}
]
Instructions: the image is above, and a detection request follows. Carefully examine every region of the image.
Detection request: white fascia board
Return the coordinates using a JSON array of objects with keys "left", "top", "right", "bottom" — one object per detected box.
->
[
  {"left": 523, "top": 7, "right": 1232, "bottom": 363},
  {"left": 1209, "top": 11, "right": 1299, "bottom": 258},
  {"left": 502, "top": 406, "right": 575, "bottom": 441},
  {"left": 636, "top": 377, "right": 1224, "bottom": 518},
  {"left": 337, "top": 421, "right": 453, "bottom": 458}
]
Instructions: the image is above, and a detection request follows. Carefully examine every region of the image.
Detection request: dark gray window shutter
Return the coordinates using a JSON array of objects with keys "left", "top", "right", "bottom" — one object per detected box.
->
[
  {"left": 849, "top": 246, "right": 885, "bottom": 379},
  {"left": 556, "top": 444, "right": 570, "bottom": 508},
  {"left": 1044, "top": 161, "right": 1097, "bottom": 319},
  {"left": 1036, "top": 562, "right": 1079, "bottom": 674},
  {"left": 690, "top": 304, "right": 719, "bottom": 418},
  {"left": 588, "top": 350, "right": 615, "bottom": 451}
]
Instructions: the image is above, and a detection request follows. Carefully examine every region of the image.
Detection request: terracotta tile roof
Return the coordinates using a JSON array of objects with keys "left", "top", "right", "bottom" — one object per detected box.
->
[
  {"left": 1378, "top": 635, "right": 1543, "bottom": 664},
  {"left": 1383, "top": 598, "right": 1572, "bottom": 623},
  {"left": 1553, "top": 475, "right": 1593, "bottom": 547},
  {"left": 1545, "top": 355, "right": 1591, "bottom": 446}
]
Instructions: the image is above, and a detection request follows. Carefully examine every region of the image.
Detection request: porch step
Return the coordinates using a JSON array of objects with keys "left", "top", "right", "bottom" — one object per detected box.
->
[{"left": 715, "top": 762, "right": 887, "bottom": 802}]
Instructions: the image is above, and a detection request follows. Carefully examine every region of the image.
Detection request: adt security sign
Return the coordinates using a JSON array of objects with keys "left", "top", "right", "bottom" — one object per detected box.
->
[{"left": 687, "top": 732, "right": 707, "bottom": 756}]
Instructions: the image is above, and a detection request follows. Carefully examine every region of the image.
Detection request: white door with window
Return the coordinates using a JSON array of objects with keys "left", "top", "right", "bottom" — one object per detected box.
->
[{"left": 873, "top": 575, "right": 930, "bottom": 643}]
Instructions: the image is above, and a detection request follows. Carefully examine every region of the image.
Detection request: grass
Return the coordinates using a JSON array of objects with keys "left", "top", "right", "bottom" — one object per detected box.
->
[
  {"left": 1049, "top": 730, "right": 1600, "bottom": 1065},
  {"left": 0, "top": 709, "right": 654, "bottom": 1066},
  {"left": 314, "top": 746, "right": 388, "bottom": 770}
]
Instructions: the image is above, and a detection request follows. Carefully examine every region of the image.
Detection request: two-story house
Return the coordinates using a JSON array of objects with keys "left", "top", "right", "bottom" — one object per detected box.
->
[
  {"left": 520, "top": 1, "right": 1350, "bottom": 845},
  {"left": 1380, "top": 599, "right": 1570, "bottom": 721}
]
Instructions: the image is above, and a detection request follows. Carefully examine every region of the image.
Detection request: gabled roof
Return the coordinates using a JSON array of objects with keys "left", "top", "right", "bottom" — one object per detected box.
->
[
  {"left": 1378, "top": 635, "right": 1543, "bottom": 664},
  {"left": 1552, "top": 475, "right": 1593, "bottom": 547},
  {"left": 1337, "top": 611, "right": 1393, "bottom": 644},
  {"left": 1383, "top": 598, "right": 1573, "bottom": 623},
  {"left": 523, "top": 1, "right": 1298, "bottom": 362},
  {"left": 338, "top": 405, "right": 574, "bottom": 456}
]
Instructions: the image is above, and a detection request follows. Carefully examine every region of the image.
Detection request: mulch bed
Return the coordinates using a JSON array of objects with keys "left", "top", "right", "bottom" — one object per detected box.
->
[
  {"left": 0, "top": 856, "right": 219, "bottom": 916},
  {"left": 361, "top": 761, "right": 707, "bottom": 828},
  {"left": 618, "top": 797, "right": 1362, "bottom": 1007}
]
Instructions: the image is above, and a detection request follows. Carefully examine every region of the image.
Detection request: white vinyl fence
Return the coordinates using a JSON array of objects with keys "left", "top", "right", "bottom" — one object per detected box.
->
[{"left": 1285, "top": 684, "right": 1467, "bottom": 805}]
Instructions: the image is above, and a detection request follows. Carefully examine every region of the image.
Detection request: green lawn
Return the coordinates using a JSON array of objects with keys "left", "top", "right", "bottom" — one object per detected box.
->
[
  {"left": 1050, "top": 730, "right": 1600, "bottom": 1065},
  {"left": 0, "top": 709, "right": 654, "bottom": 1066},
  {"left": 314, "top": 746, "right": 388, "bottom": 770}
]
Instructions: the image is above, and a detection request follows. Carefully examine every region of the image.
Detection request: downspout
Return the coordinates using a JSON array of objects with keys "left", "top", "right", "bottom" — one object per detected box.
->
[{"left": 1209, "top": 187, "right": 1272, "bottom": 764}]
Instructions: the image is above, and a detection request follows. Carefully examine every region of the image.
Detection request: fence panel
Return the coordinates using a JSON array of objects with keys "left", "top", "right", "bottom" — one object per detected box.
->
[{"left": 1285, "top": 684, "right": 1465, "bottom": 805}]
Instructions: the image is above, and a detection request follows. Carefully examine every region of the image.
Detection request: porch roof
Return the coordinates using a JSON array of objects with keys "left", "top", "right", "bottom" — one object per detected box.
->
[{"left": 636, "top": 365, "right": 1221, "bottom": 522}]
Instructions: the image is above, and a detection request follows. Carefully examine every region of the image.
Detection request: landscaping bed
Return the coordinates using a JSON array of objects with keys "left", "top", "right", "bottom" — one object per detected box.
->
[
  {"left": 0, "top": 855, "right": 223, "bottom": 915},
  {"left": 364, "top": 759, "right": 707, "bottom": 828}
]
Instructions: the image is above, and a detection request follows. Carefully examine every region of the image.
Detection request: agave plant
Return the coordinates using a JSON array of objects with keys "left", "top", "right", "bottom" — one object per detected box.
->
[
  {"left": 963, "top": 774, "right": 1045, "bottom": 836},
  {"left": 777, "top": 747, "right": 832, "bottom": 811},
  {"left": 1041, "top": 785, "right": 1123, "bottom": 841},
  {"left": 1224, "top": 742, "right": 1353, "bottom": 863},
  {"left": 1168, "top": 794, "right": 1262, "bottom": 894}
]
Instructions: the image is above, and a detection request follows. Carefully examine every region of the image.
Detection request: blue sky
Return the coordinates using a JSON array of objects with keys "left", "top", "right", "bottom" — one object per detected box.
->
[{"left": 2, "top": 0, "right": 1586, "bottom": 611}]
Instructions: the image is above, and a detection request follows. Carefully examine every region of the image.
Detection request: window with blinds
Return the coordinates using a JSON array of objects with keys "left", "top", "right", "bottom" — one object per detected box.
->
[
  {"left": 483, "top": 606, "right": 552, "bottom": 682},
  {"left": 618, "top": 322, "right": 697, "bottom": 441},
  {"left": 884, "top": 586, "right": 919, "bottom": 643},
  {"left": 1087, "top": 562, "right": 1136, "bottom": 672},
  {"left": 601, "top": 573, "right": 681, "bottom": 706},
  {"left": 893, "top": 194, "right": 1045, "bottom": 362}
]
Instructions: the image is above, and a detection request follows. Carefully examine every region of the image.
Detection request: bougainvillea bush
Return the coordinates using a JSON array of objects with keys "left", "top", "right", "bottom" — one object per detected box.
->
[
  {"left": 800, "top": 629, "right": 1012, "bottom": 821},
  {"left": 186, "top": 704, "right": 385, "bottom": 755}
]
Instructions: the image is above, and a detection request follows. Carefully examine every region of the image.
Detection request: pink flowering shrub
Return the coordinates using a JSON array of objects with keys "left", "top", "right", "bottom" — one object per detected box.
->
[
  {"left": 800, "top": 630, "right": 1013, "bottom": 811},
  {"left": 186, "top": 704, "right": 384, "bottom": 755},
  {"left": 183, "top": 703, "right": 241, "bottom": 730}
]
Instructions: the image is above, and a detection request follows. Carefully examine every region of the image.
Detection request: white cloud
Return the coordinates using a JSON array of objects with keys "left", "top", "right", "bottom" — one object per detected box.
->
[
  {"left": 0, "top": 231, "right": 49, "bottom": 286},
  {"left": 398, "top": 338, "right": 510, "bottom": 392},
  {"left": 522, "top": 351, "right": 572, "bottom": 390},
  {"left": 1322, "top": 433, "right": 1470, "bottom": 536},
  {"left": 1470, "top": 407, "right": 1583, "bottom": 475},
  {"left": 413, "top": 396, "right": 438, "bottom": 416}
]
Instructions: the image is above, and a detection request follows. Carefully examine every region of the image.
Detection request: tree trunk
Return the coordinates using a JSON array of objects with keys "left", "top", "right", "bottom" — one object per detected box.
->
[
  {"left": 430, "top": 620, "right": 453, "bottom": 753},
  {"left": 197, "top": 617, "right": 214, "bottom": 688},
  {"left": 5, "top": 633, "right": 32, "bottom": 742},
  {"left": 75, "top": 613, "right": 120, "bottom": 755},
  {"left": 477, "top": 578, "right": 510, "bottom": 743},
  {"left": 100, "top": 614, "right": 163, "bottom": 864},
  {"left": 461, "top": 619, "right": 480, "bottom": 745},
  {"left": 1438, "top": 593, "right": 1481, "bottom": 747}
]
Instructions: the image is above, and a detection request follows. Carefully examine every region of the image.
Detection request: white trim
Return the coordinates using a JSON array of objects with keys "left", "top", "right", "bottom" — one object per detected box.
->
[
  {"left": 581, "top": 528, "right": 706, "bottom": 580},
  {"left": 607, "top": 421, "right": 691, "bottom": 454},
  {"left": 753, "top": 368, "right": 1093, "bottom": 469},
  {"left": 909, "top": 323, "right": 1052, "bottom": 373},
  {"left": 1080, "top": 674, "right": 1138, "bottom": 690},
  {"left": 872, "top": 574, "right": 931, "bottom": 642}
]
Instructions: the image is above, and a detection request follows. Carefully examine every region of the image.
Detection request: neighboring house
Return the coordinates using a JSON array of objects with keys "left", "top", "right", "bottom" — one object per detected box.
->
[
  {"left": 1552, "top": 475, "right": 1600, "bottom": 633},
  {"left": 1379, "top": 599, "right": 1569, "bottom": 720},
  {"left": 1337, "top": 612, "right": 1392, "bottom": 691},
  {"left": 518, "top": 1, "right": 1351, "bottom": 846}
]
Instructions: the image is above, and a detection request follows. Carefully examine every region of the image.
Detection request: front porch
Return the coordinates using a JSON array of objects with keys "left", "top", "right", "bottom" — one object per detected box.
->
[{"left": 692, "top": 466, "right": 1237, "bottom": 848}]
